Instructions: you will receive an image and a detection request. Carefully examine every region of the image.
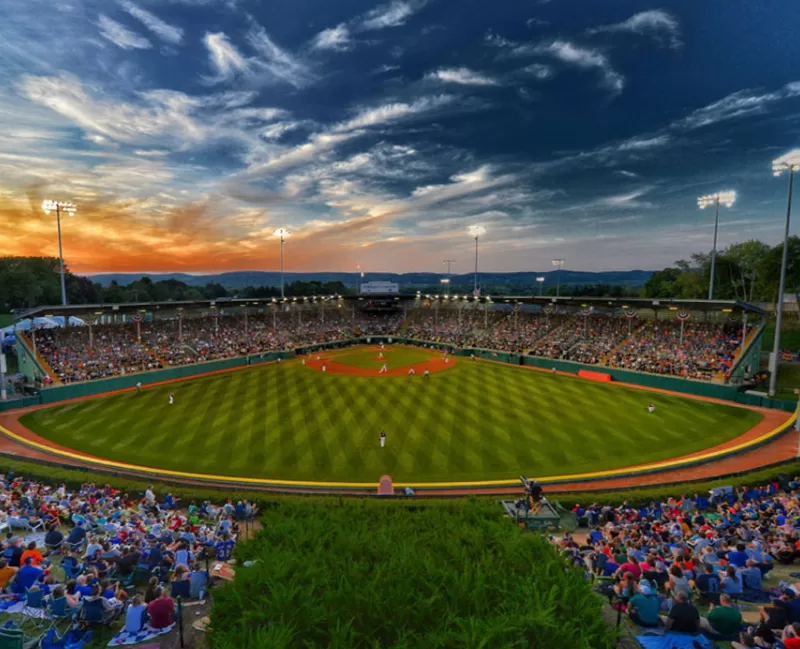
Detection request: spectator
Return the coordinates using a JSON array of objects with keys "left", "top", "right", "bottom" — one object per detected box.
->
[
  {"left": 125, "top": 595, "right": 148, "bottom": 634},
  {"left": 663, "top": 591, "right": 700, "bottom": 633},
  {"left": 147, "top": 587, "right": 176, "bottom": 629},
  {"left": 627, "top": 579, "right": 659, "bottom": 627},
  {"left": 0, "top": 558, "right": 17, "bottom": 591},
  {"left": 701, "top": 594, "right": 742, "bottom": 637}
]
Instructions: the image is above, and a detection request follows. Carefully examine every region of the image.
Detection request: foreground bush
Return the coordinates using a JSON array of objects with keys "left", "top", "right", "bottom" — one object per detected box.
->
[{"left": 208, "top": 498, "right": 614, "bottom": 649}]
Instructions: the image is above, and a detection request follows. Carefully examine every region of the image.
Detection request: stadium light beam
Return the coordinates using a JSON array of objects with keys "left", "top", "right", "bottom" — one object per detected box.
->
[
  {"left": 768, "top": 151, "right": 800, "bottom": 396},
  {"left": 468, "top": 226, "right": 486, "bottom": 295},
  {"left": 697, "top": 190, "right": 736, "bottom": 300},
  {"left": 536, "top": 276, "right": 545, "bottom": 296},
  {"left": 443, "top": 260, "right": 455, "bottom": 297},
  {"left": 273, "top": 228, "right": 290, "bottom": 299},
  {"left": 552, "top": 259, "right": 565, "bottom": 297},
  {"left": 440, "top": 278, "right": 451, "bottom": 298},
  {"left": 41, "top": 200, "right": 77, "bottom": 306}
]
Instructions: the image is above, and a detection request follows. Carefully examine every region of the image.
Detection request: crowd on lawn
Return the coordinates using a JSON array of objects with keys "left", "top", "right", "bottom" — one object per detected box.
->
[
  {"left": 0, "top": 472, "right": 251, "bottom": 635},
  {"left": 29, "top": 310, "right": 744, "bottom": 384},
  {"left": 555, "top": 480, "right": 800, "bottom": 647}
]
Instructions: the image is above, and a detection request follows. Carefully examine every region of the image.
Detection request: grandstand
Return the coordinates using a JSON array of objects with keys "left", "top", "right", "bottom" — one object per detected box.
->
[{"left": 6, "top": 295, "right": 764, "bottom": 388}]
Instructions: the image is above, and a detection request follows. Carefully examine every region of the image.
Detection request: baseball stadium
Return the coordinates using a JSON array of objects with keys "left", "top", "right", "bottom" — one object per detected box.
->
[{"left": 4, "top": 0, "right": 800, "bottom": 646}]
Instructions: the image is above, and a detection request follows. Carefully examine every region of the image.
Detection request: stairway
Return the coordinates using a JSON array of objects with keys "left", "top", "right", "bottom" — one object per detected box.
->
[{"left": 18, "top": 331, "right": 61, "bottom": 384}]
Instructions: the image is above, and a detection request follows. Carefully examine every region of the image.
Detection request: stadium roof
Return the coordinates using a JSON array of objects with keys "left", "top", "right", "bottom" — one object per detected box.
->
[{"left": 14, "top": 295, "right": 765, "bottom": 320}]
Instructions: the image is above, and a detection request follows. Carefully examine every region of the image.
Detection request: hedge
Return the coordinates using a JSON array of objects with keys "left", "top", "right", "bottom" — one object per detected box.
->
[{"left": 2, "top": 456, "right": 800, "bottom": 512}]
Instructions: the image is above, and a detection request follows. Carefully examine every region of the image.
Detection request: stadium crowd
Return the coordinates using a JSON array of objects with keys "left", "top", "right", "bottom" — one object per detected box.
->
[
  {"left": 0, "top": 471, "right": 249, "bottom": 633},
  {"left": 26, "top": 308, "right": 745, "bottom": 384},
  {"left": 555, "top": 479, "right": 800, "bottom": 643}
]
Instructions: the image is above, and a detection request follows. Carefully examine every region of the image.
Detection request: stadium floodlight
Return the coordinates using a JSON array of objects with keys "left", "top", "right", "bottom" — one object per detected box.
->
[
  {"left": 768, "top": 150, "right": 800, "bottom": 396},
  {"left": 273, "top": 229, "right": 290, "bottom": 299},
  {"left": 551, "top": 258, "right": 565, "bottom": 297},
  {"left": 697, "top": 191, "right": 736, "bottom": 300},
  {"left": 41, "top": 199, "right": 77, "bottom": 306},
  {"left": 468, "top": 226, "right": 486, "bottom": 295},
  {"left": 440, "top": 277, "right": 451, "bottom": 298},
  {"left": 536, "top": 276, "right": 545, "bottom": 296}
]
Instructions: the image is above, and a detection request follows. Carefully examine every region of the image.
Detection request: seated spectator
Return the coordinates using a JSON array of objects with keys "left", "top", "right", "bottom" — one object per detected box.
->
[
  {"left": 722, "top": 565, "right": 743, "bottom": 595},
  {"left": 125, "top": 595, "right": 148, "bottom": 634},
  {"left": 0, "top": 558, "right": 17, "bottom": 591},
  {"left": 66, "top": 522, "right": 87, "bottom": 550},
  {"left": 20, "top": 541, "right": 45, "bottom": 567},
  {"left": 3, "top": 536, "right": 23, "bottom": 568},
  {"left": 44, "top": 527, "right": 63, "bottom": 552},
  {"left": 765, "top": 590, "right": 800, "bottom": 626},
  {"left": 144, "top": 576, "right": 160, "bottom": 604},
  {"left": 701, "top": 594, "right": 743, "bottom": 637},
  {"left": 728, "top": 543, "right": 750, "bottom": 568},
  {"left": 663, "top": 591, "right": 700, "bottom": 633},
  {"left": 189, "top": 563, "right": 208, "bottom": 600},
  {"left": 613, "top": 572, "right": 636, "bottom": 601},
  {"left": 693, "top": 563, "right": 721, "bottom": 596},
  {"left": 147, "top": 587, "right": 176, "bottom": 629},
  {"left": 15, "top": 556, "right": 43, "bottom": 592},
  {"left": 627, "top": 579, "right": 659, "bottom": 627},
  {"left": 741, "top": 560, "right": 763, "bottom": 591},
  {"left": 667, "top": 565, "right": 691, "bottom": 598},
  {"left": 781, "top": 623, "right": 800, "bottom": 649}
]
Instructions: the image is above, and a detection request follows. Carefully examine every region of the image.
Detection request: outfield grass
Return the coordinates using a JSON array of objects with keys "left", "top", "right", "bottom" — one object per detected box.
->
[
  {"left": 0, "top": 314, "right": 12, "bottom": 328},
  {"left": 763, "top": 318, "right": 800, "bottom": 352},
  {"left": 20, "top": 347, "right": 763, "bottom": 483},
  {"left": 209, "top": 499, "right": 614, "bottom": 649}
]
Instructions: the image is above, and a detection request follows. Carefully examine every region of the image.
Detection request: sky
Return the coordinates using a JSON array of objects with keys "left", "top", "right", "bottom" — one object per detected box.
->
[{"left": 1, "top": 0, "right": 799, "bottom": 275}]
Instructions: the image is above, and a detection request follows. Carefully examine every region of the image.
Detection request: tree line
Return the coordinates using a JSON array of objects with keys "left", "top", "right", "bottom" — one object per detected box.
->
[
  {"left": 0, "top": 257, "right": 352, "bottom": 311},
  {"left": 643, "top": 237, "right": 800, "bottom": 302},
  {"left": 2, "top": 239, "right": 798, "bottom": 311}
]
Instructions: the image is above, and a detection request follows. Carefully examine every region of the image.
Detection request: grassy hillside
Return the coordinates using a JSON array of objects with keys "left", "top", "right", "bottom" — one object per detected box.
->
[{"left": 209, "top": 499, "right": 614, "bottom": 649}]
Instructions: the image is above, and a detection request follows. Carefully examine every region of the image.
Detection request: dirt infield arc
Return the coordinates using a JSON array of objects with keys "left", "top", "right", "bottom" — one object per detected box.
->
[
  {"left": 0, "top": 354, "right": 796, "bottom": 496},
  {"left": 303, "top": 346, "right": 456, "bottom": 376}
]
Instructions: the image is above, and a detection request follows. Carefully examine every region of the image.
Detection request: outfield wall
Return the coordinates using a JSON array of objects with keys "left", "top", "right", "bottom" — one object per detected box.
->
[{"left": 0, "top": 337, "right": 795, "bottom": 413}]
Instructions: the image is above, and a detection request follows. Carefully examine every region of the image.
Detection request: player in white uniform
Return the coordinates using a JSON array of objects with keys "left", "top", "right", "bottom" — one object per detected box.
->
[
  {"left": 408, "top": 367, "right": 415, "bottom": 375},
  {"left": 322, "top": 364, "right": 327, "bottom": 373},
  {"left": 380, "top": 431, "right": 386, "bottom": 448},
  {"left": 301, "top": 358, "right": 306, "bottom": 365},
  {"left": 135, "top": 382, "right": 142, "bottom": 394},
  {"left": 169, "top": 393, "right": 174, "bottom": 405},
  {"left": 648, "top": 403, "right": 655, "bottom": 413},
  {"left": 378, "top": 352, "right": 384, "bottom": 360},
  {"left": 379, "top": 363, "right": 388, "bottom": 374},
  {"left": 424, "top": 369, "right": 430, "bottom": 378}
]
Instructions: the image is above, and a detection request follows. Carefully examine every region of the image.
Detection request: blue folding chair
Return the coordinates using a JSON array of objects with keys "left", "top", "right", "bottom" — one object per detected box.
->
[
  {"left": 20, "top": 588, "right": 47, "bottom": 629},
  {"left": 170, "top": 580, "right": 190, "bottom": 599}
]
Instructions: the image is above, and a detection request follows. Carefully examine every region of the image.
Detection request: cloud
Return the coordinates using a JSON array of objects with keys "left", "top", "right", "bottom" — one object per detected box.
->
[
  {"left": 588, "top": 10, "right": 681, "bottom": 49},
  {"left": 360, "top": 1, "right": 422, "bottom": 31},
  {"left": 522, "top": 63, "right": 552, "bottom": 80},
  {"left": 121, "top": 1, "right": 184, "bottom": 45},
  {"left": 246, "top": 25, "right": 315, "bottom": 88},
  {"left": 617, "top": 170, "right": 638, "bottom": 178},
  {"left": 203, "top": 32, "right": 249, "bottom": 79},
  {"left": 333, "top": 94, "right": 453, "bottom": 133},
  {"left": 533, "top": 40, "right": 624, "bottom": 94},
  {"left": 97, "top": 15, "right": 152, "bottom": 50},
  {"left": 261, "top": 121, "right": 302, "bottom": 139},
  {"left": 425, "top": 67, "right": 499, "bottom": 86},
  {"left": 675, "top": 82, "right": 800, "bottom": 130},
  {"left": 311, "top": 24, "right": 352, "bottom": 51}
]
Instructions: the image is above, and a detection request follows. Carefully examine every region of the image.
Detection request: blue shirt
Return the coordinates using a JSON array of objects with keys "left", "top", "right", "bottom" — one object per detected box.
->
[
  {"left": 16, "top": 565, "right": 43, "bottom": 590},
  {"left": 728, "top": 550, "right": 749, "bottom": 568}
]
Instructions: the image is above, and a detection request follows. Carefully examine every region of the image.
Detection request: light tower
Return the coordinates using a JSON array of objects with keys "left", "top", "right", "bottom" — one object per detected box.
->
[
  {"left": 536, "top": 276, "right": 545, "bottom": 296},
  {"left": 769, "top": 150, "right": 800, "bottom": 396},
  {"left": 41, "top": 200, "right": 77, "bottom": 306},
  {"left": 552, "top": 258, "right": 565, "bottom": 297},
  {"left": 468, "top": 226, "right": 486, "bottom": 296},
  {"left": 697, "top": 191, "right": 736, "bottom": 300},
  {"left": 273, "top": 228, "right": 290, "bottom": 299}
]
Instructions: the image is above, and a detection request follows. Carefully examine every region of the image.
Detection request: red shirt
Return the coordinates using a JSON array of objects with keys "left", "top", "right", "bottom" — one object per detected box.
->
[
  {"left": 147, "top": 598, "right": 175, "bottom": 629},
  {"left": 784, "top": 637, "right": 800, "bottom": 649}
]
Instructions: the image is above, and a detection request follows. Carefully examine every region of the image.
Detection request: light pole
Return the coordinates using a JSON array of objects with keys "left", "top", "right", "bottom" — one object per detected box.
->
[
  {"left": 41, "top": 200, "right": 77, "bottom": 306},
  {"left": 273, "top": 229, "right": 290, "bottom": 299},
  {"left": 356, "top": 265, "right": 365, "bottom": 294},
  {"left": 443, "top": 260, "right": 455, "bottom": 297},
  {"left": 552, "top": 258, "right": 564, "bottom": 297},
  {"left": 697, "top": 191, "right": 736, "bottom": 300},
  {"left": 536, "top": 276, "right": 545, "bottom": 296},
  {"left": 440, "top": 278, "right": 451, "bottom": 297},
  {"left": 769, "top": 151, "right": 800, "bottom": 396},
  {"left": 468, "top": 226, "right": 486, "bottom": 296}
]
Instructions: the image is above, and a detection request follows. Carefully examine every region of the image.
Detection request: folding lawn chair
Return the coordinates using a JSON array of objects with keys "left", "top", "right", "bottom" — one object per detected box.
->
[
  {"left": 170, "top": 580, "right": 191, "bottom": 600},
  {"left": 40, "top": 627, "right": 93, "bottom": 649}
]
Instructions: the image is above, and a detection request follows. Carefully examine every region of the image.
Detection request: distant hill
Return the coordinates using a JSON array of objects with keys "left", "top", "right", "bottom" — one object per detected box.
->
[{"left": 87, "top": 270, "right": 654, "bottom": 290}]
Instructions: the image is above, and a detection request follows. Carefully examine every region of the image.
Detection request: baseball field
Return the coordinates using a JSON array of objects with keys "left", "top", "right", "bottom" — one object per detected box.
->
[{"left": 19, "top": 345, "right": 762, "bottom": 484}]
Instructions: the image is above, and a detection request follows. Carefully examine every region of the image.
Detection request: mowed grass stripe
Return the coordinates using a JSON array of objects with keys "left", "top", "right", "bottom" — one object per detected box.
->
[{"left": 19, "top": 347, "right": 766, "bottom": 483}]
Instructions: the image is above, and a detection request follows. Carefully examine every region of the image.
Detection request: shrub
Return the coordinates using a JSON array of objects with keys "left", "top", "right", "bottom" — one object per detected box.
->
[{"left": 208, "top": 499, "right": 615, "bottom": 649}]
